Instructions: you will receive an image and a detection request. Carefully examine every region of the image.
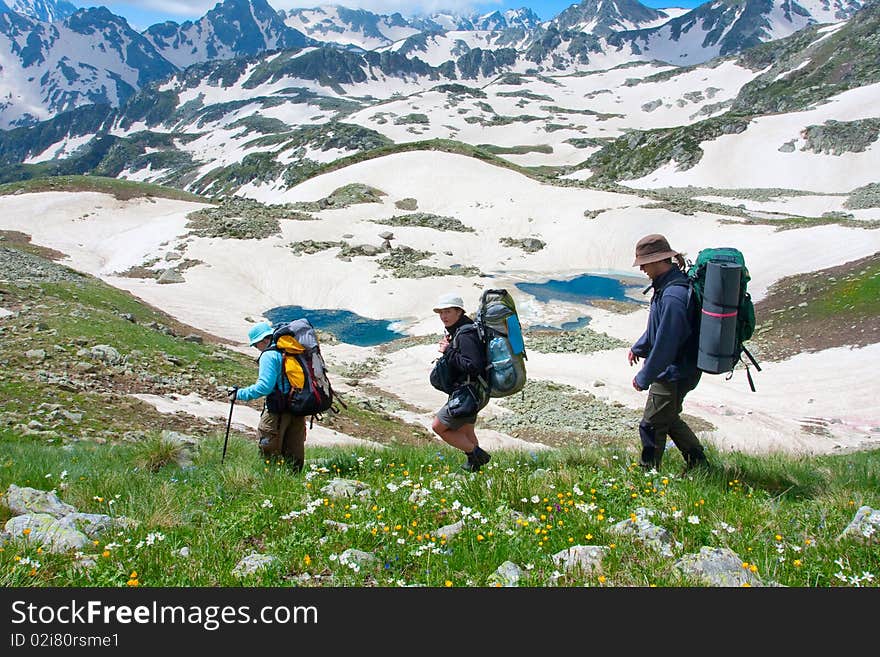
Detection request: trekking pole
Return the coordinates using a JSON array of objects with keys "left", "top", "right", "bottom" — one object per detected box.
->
[{"left": 222, "top": 387, "right": 237, "bottom": 464}]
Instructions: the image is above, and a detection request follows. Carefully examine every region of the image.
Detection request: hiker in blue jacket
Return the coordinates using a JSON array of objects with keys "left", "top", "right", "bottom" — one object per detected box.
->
[
  {"left": 229, "top": 321, "right": 306, "bottom": 472},
  {"left": 430, "top": 293, "right": 492, "bottom": 473},
  {"left": 629, "top": 234, "right": 709, "bottom": 472}
]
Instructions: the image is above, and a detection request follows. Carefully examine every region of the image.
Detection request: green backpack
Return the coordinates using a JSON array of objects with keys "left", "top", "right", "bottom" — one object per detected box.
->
[{"left": 686, "top": 248, "right": 761, "bottom": 390}]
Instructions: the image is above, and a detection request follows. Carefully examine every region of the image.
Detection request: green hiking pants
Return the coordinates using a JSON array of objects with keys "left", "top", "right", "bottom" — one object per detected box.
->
[{"left": 639, "top": 374, "right": 705, "bottom": 469}]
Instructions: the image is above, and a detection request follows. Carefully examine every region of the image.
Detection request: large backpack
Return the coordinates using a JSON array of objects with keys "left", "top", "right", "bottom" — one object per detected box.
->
[
  {"left": 265, "top": 319, "right": 342, "bottom": 424},
  {"left": 684, "top": 248, "right": 761, "bottom": 390},
  {"left": 474, "top": 289, "right": 528, "bottom": 398}
]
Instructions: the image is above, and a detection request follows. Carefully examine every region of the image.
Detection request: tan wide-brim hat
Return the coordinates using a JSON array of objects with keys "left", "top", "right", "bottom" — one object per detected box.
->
[
  {"left": 433, "top": 293, "right": 465, "bottom": 313},
  {"left": 633, "top": 233, "right": 679, "bottom": 266}
]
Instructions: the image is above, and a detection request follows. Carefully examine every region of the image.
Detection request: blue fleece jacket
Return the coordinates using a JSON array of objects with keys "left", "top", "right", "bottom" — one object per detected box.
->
[
  {"left": 631, "top": 267, "right": 698, "bottom": 389},
  {"left": 236, "top": 348, "right": 289, "bottom": 402}
]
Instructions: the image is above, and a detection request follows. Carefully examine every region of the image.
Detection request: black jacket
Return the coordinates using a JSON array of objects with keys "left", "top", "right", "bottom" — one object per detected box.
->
[{"left": 445, "top": 315, "right": 485, "bottom": 384}]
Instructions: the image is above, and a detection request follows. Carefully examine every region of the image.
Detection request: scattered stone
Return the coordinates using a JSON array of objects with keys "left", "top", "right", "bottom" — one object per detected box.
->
[
  {"left": 610, "top": 507, "right": 681, "bottom": 556},
  {"left": 395, "top": 198, "right": 418, "bottom": 211},
  {"left": 487, "top": 560, "right": 524, "bottom": 587},
  {"left": 5, "top": 513, "right": 90, "bottom": 553},
  {"left": 3, "top": 484, "right": 76, "bottom": 517},
  {"left": 837, "top": 505, "right": 879, "bottom": 544},
  {"left": 232, "top": 552, "right": 277, "bottom": 577},
  {"left": 673, "top": 546, "right": 769, "bottom": 587},
  {"left": 59, "top": 513, "right": 114, "bottom": 539},
  {"left": 551, "top": 545, "right": 607, "bottom": 575},
  {"left": 157, "top": 269, "right": 185, "bottom": 284},
  {"left": 339, "top": 549, "right": 379, "bottom": 568},
  {"left": 432, "top": 520, "right": 464, "bottom": 540},
  {"left": 25, "top": 349, "right": 46, "bottom": 361},
  {"left": 324, "top": 520, "right": 351, "bottom": 532},
  {"left": 499, "top": 237, "right": 546, "bottom": 252},
  {"left": 87, "top": 344, "right": 122, "bottom": 365},
  {"left": 320, "top": 478, "right": 369, "bottom": 499}
]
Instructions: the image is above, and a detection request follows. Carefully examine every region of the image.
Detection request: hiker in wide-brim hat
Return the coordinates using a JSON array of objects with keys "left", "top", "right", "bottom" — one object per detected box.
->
[
  {"left": 628, "top": 234, "right": 709, "bottom": 473},
  {"left": 429, "top": 292, "right": 491, "bottom": 473},
  {"left": 632, "top": 233, "right": 686, "bottom": 268}
]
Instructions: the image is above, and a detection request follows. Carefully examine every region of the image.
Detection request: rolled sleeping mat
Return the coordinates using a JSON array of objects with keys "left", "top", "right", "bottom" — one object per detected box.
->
[{"left": 698, "top": 261, "right": 741, "bottom": 374}]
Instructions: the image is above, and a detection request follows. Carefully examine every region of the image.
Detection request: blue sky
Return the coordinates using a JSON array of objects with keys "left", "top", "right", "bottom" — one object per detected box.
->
[{"left": 69, "top": 1, "right": 704, "bottom": 31}]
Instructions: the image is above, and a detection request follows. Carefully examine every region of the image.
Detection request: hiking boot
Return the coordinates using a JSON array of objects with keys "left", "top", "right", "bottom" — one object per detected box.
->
[
  {"left": 682, "top": 453, "right": 710, "bottom": 474},
  {"left": 461, "top": 458, "right": 482, "bottom": 473},
  {"left": 472, "top": 447, "right": 491, "bottom": 466}
]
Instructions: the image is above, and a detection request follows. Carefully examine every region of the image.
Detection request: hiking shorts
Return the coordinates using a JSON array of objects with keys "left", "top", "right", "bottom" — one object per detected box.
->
[
  {"left": 435, "top": 385, "right": 488, "bottom": 430},
  {"left": 435, "top": 402, "right": 478, "bottom": 431}
]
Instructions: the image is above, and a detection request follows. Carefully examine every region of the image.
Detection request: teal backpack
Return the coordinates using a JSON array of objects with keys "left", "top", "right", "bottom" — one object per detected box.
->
[{"left": 685, "top": 248, "right": 761, "bottom": 390}]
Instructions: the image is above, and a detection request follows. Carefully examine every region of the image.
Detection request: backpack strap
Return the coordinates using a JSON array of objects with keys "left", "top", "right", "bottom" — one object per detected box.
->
[{"left": 451, "top": 323, "right": 489, "bottom": 392}]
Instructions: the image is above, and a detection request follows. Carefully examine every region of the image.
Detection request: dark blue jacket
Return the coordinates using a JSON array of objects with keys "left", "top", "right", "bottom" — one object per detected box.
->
[{"left": 631, "top": 267, "right": 698, "bottom": 389}]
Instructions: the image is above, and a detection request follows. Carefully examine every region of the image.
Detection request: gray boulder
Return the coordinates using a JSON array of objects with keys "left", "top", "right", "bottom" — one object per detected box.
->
[
  {"left": 551, "top": 545, "right": 607, "bottom": 575},
  {"left": 89, "top": 344, "right": 123, "bottom": 365},
  {"left": 3, "top": 484, "right": 76, "bottom": 517},
  {"left": 838, "top": 506, "right": 880, "bottom": 544},
  {"left": 158, "top": 269, "right": 185, "bottom": 284},
  {"left": 673, "top": 546, "right": 767, "bottom": 587},
  {"left": 487, "top": 560, "right": 524, "bottom": 587},
  {"left": 232, "top": 552, "right": 277, "bottom": 577},
  {"left": 320, "top": 478, "right": 369, "bottom": 499},
  {"left": 432, "top": 520, "right": 465, "bottom": 540},
  {"left": 58, "top": 513, "right": 114, "bottom": 539},
  {"left": 5, "top": 513, "right": 90, "bottom": 553},
  {"left": 610, "top": 507, "right": 681, "bottom": 556},
  {"left": 339, "top": 549, "right": 379, "bottom": 569}
]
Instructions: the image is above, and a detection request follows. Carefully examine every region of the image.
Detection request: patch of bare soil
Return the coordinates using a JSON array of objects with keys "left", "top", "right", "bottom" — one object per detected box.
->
[
  {"left": 0, "top": 230, "right": 67, "bottom": 260},
  {"left": 750, "top": 252, "right": 880, "bottom": 362}
]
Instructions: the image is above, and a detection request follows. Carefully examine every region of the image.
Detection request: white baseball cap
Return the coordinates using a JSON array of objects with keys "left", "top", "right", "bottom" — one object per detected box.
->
[{"left": 433, "top": 293, "right": 465, "bottom": 313}]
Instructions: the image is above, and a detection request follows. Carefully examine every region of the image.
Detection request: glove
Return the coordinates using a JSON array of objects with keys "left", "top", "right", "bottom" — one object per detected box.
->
[{"left": 226, "top": 386, "right": 238, "bottom": 401}]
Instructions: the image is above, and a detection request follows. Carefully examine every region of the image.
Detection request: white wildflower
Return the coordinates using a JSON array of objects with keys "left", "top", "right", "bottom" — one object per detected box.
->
[{"left": 687, "top": 515, "right": 700, "bottom": 525}]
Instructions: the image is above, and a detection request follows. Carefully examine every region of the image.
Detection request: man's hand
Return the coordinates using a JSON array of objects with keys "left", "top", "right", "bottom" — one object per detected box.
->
[
  {"left": 632, "top": 377, "right": 643, "bottom": 392},
  {"left": 438, "top": 335, "right": 450, "bottom": 354},
  {"left": 627, "top": 350, "right": 640, "bottom": 366},
  {"left": 226, "top": 386, "right": 238, "bottom": 401}
]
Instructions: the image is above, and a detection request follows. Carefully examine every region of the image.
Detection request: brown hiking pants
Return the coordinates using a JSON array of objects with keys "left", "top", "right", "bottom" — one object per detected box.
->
[{"left": 257, "top": 409, "right": 306, "bottom": 471}]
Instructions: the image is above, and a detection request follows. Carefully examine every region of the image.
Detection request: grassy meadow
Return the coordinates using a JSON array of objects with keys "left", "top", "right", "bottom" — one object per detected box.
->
[
  {"left": 0, "top": 197, "right": 878, "bottom": 589},
  {"left": 2, "top": 437, "right": 878, "bottom": 588}
]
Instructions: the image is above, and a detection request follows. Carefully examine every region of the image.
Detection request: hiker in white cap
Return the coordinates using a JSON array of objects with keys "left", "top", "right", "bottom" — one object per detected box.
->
[{"left": 430, "top": 293, "right": 491, "bottom": 472}]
